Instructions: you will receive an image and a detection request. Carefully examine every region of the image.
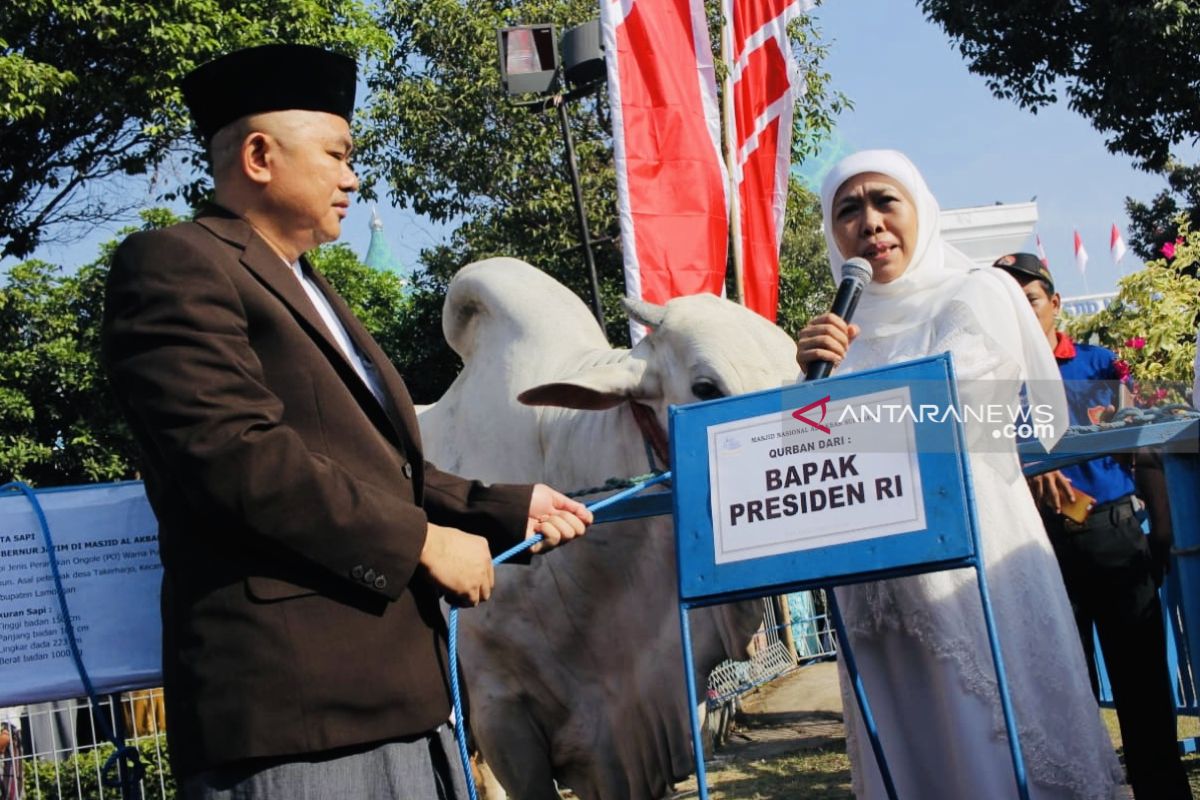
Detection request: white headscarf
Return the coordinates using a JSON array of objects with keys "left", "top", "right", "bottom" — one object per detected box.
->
[{"left": 819, "top": 149, "right": 1067, "bottom": 450}]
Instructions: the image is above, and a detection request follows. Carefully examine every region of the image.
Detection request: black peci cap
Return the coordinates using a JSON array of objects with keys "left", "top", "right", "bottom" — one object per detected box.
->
[
  {"left": 992, "top": 252, "right": 1055, "bottom": 294},
  {"left": 182, "top": 44, "right": 357, "bottom": 142}
]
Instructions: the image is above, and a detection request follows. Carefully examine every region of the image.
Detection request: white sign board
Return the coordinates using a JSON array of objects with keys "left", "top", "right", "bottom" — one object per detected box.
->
[
  {"left": 708, "top": 387, "right": 926, "bottom": 564},
  {"left": 0, "top": 482, "right": 162, "bottom": 705}
]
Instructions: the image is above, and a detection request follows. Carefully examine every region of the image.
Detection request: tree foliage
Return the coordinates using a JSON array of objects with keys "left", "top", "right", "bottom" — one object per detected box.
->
[
  {"left": 0, "top": 254, "right": 137, "bottom": 486},
  {"left": 22, "top": 736, "right": 176, "bottom": 800},
  {"left": 776, "top": 176, "right": 836, "bottom": 336},
  {"left": 1125, "top": 161, "right": 1200, "bottom": 267},
  {"left": 919, "top": 0, "right": 1200, "bottom": 171},
  {"left": 0, "top": 0, "right": 386, "bottom": 259},
  {"left": 359, "top": 0, "right": 623, "bottom": 342},
  {"left": 1067, "top": 216, "right": 1200, "bottom": 406},
  {"left": 359, "top": 0, "right": 842, "bottom": 344}
]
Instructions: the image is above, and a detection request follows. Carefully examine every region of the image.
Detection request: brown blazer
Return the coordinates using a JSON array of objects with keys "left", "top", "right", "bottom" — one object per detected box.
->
[{"left": 100, "top": 206, "right": 532, "bottom": 776}]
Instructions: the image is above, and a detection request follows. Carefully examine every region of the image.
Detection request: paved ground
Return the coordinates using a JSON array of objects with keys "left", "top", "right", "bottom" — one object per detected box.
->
[
  {"left": 710, "top": 660, "right": 844, "bottom": 764},
  {"left": 709, "top": 659, "right": 1156, "bottom": 800}
]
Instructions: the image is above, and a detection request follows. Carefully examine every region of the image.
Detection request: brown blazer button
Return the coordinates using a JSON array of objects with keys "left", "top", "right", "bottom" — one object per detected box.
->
[
  {"left": 351, "top": 565, "right": 365, "bottom": 580},
  {"left": 373, "top": 575, "right": 388, "bottom": 590},
  {"left": 363, "top": 568, "right": 377, "bottom": 583},
  {"left": 401, "top": 463, "right": 413, "bottom": 479}
]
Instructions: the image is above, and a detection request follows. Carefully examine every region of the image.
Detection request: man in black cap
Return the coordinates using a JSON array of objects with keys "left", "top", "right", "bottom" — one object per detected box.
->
[
  {"left": 100, "top": 43, "right": 592, "bottom": 798},
  {"left": 994, "top": 252, "right": 1190, "bottom": 800}
]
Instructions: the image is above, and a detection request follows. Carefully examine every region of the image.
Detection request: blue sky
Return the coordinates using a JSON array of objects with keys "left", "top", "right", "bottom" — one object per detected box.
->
[{"left": 11, "top": 0, "right": 1179, "bottom": 301}]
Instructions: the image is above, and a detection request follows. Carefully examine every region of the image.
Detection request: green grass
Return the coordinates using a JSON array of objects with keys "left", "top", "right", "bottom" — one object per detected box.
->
[{"left": 672, "top": 747, "right": 852, "bottom": 800}]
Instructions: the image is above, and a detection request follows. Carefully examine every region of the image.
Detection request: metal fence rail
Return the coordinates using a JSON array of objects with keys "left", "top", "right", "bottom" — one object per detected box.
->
[
  {"left": 2, "top": 691, "right": 172, "bottom": 799},
  {"left": 706, "top": 591, "right": 838, "bottom": 707}
]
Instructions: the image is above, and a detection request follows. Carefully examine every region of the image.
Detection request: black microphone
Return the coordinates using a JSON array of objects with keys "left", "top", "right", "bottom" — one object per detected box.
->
[{"left": 805, "top": 257, "right": 873, "bottom": 381}]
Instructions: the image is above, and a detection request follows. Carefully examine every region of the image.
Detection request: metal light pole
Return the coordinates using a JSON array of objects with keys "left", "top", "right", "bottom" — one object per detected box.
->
[
  {"left": 498, "top": 21, "right": 607, "bottom": 330},
  {"left": 552, "top": 93, "right": 605, "bottom": 328}
]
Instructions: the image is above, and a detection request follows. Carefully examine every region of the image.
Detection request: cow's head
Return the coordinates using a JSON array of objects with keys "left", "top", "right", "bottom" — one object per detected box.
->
[{"left": 517, "top": 294, "right": 800, "bottom": 423}]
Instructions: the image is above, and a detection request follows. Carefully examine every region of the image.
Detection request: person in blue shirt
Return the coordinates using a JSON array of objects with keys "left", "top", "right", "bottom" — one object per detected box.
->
[{"left": 994, "top": 252, "right": 1190, "bottom": 800}]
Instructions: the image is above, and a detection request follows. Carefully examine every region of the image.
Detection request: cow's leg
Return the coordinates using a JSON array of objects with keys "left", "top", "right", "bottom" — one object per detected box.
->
[
  {"left": 473, "top": 710, "right": 561, "bottom": 800},
  {"left": 472, "top": 752, "right": 508, "bottom": 800}
]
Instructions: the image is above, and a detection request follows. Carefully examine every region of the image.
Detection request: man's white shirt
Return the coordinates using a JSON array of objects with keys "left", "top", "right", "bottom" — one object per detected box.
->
[{"left": 289, "top": 259, "right": 388, "bottom": 408}]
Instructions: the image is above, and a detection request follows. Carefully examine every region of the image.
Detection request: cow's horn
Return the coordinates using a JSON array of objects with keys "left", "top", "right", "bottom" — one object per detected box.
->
[{"left": 623, "top": 298, "right": 667, "bottom": 329}]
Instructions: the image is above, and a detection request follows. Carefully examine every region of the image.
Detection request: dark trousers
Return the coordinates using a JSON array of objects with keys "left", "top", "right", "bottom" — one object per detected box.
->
[
  {"left": 1044, "top": 498, "right": 1192, "bottom": 800},
  {"left": 182, "top": 725, "right": 468, "bottom": 800}
]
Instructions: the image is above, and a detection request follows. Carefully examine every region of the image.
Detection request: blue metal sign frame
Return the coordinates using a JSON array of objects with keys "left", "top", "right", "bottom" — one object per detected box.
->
[
  {"left": 672, "top": 354, "right": 976, "bottom": 604},
  {"left": 669, "top": 354, "right": 1031, "bottom": 800}
]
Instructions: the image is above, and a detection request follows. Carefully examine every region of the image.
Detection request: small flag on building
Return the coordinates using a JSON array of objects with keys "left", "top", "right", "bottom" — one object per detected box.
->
[
  {"left": 1035, "top": 232, "right": 1048, "bottom": 267},
  {"left": 1073, "top": 230, "right": 1089, "bottom": 276},
  {"left": 1110, "top": 223, "right": 1128, "bottom": 266}
]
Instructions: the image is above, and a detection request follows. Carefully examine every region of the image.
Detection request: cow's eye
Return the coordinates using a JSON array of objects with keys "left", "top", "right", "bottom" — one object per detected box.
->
[{"left": 691, "top": 379, "right": 724, "bottom": 401}]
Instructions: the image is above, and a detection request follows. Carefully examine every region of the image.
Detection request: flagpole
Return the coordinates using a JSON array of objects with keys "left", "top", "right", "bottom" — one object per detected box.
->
[{"left": 721, "top": 5, "right": 744, "bottom": 306}]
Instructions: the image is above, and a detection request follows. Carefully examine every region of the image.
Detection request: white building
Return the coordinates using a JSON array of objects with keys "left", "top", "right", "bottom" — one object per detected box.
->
[
  {"left": 940, "top": 201, "right": 1115, "bottom": 315},
  {"left": 940, "top": 201, "right": 1039, "bottom": 267}
]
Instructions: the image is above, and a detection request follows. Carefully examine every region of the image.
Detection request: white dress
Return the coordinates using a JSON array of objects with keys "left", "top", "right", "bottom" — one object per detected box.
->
[{"left": 833, "top": 287, "right": 1124, "bottom": 799}]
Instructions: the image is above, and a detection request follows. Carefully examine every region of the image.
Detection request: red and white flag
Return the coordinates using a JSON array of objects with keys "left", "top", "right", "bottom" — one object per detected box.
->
[
  {"left": 724, "top": 0, "right": 811, "bottom": 321},
  {"left": 1073, "top": 230, "right": 1089, "bottom": 275},
  {"left": 1110, "top": 223, "right": 1128, "bottom": 266},
  {"left": 1035, "top": 232, "right": 1048, "bottom": 267},
  {"left": 602, "top": 0, "right": 728, "bottom": 342}
]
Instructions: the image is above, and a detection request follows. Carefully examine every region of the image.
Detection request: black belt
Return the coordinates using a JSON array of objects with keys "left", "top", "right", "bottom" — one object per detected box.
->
[{"left": 1060, "top": 494, "right": 1139, "bottom": 532}]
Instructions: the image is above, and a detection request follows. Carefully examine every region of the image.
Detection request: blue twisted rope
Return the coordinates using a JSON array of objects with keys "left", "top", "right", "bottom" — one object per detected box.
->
[
  {"left": 448, "top": 471, "right": 672, "bottom": 800},
  {"left": 1, "top": 482, "right": 144, "bottom": 791}
]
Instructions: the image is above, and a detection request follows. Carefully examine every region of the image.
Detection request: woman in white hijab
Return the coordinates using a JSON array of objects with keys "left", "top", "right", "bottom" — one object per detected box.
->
[{"left": 796, "top": 150, "right": 1123, "bottom": 799}]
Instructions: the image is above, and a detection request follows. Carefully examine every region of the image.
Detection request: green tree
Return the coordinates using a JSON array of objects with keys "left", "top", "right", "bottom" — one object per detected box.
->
[
  {"left": 358, "top": 0, "right": 843, "bottom": 345},
  {"left": 776, "top": 176, "right": 836, "bottom": 337},
  {"left": 0, "top": 257, "right": 135, "bottom": 485},
  {"left": 0, "top": 0, "right": 386, "bottom": 259},
  {"left": 358, "top": 0, "right": 621, "bottom": 340},
  {"left": 919, "top": 0, "right": 1200, "bottom": 171},
  {"left": 1125, "top": 161, "right": 1200, "bottom": 268}
]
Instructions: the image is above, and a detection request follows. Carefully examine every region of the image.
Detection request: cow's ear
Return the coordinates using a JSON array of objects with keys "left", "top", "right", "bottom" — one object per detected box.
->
[{"left": 518, "top": 359, "right": 652, "bottom": 410}]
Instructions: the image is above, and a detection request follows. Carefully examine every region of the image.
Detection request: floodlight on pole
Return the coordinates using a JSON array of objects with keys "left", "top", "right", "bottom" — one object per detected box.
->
[
  {"left": 497, "top": 25, "right": 559, "bottom": 96},
  {"left": 560, "top": 20, "right": 605, "bottom": 89}
]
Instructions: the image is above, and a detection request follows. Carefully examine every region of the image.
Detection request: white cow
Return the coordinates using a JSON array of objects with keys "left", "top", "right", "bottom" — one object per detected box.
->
[{"left": 418, "top": 258, "right": 801, "bottom": 800}]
